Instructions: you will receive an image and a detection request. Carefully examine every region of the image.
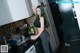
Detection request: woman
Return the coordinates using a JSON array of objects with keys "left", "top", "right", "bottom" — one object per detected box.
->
[{"left": 31, "top": 5, "right": 51, "bottom": 53}]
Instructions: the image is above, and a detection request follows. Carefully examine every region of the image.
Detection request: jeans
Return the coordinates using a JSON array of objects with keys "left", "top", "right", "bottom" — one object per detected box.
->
[{"left": 40, "top": 30, "right": 51, "bottom": 53}]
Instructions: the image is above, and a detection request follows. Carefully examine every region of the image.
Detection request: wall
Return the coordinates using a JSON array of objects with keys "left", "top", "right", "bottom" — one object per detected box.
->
[
  {"left": 31, "top": 0, "right": 40, "bottom": 7},
  {"left": 27, "top": 16, "right": 36, "bottom": 26},
  {"left": 44, "top": 0, "right": 60, "bottom": 52},
  {"left": 0, "top": 21, "right": 24, "bottom": 34}
]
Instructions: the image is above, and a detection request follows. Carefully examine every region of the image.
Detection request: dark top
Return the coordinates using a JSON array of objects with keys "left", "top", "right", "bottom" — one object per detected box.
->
[
  {"left": 34, "top": 17, "right": 41, "bottom": 28},
  {"left": 34, "top": 16, "right": 49, "bottom": 28}
]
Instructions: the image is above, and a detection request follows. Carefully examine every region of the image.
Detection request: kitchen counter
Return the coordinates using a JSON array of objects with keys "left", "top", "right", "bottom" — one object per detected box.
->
[{"left": 8, "top": 37, "right": 44, "bottom": 53}]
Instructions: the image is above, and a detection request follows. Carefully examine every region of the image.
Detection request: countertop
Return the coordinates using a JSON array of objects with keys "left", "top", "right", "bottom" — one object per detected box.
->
[{"left": 8, "top": 37, "right": 41, "bottom": 53}]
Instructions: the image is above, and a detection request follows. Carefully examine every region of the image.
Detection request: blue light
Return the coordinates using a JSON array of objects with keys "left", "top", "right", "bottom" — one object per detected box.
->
[{"left": 56, "top": 1, "right": 80, "bottom": 4}]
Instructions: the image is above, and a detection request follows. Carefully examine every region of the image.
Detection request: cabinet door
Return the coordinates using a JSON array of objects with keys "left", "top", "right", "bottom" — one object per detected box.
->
[
  {"left": 7, "top": 0, "right": 32, "bottom": 21},
  {"left": 0, "top": 0, "right": 32, "bottom": 26},
  {"left": 0, "top": 0, "right": 12, "bottom": 26},
  {"left": 25, "top": 45, "right": 36, "bottom": 53}
]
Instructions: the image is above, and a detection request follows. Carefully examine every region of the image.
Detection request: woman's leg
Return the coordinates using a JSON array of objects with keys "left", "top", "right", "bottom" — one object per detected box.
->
[{"left": 40, "top": 30, "right": 51, "bottom": 53}]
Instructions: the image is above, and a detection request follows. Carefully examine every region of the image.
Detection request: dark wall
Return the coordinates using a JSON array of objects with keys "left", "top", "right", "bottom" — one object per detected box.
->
[{"left": 48, "top": 0, "right": 80, "bottom": 44}]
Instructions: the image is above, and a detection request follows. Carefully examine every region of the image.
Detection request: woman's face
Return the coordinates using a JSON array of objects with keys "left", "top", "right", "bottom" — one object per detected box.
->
[{"left": 36, "top": 8, "right": 41, "bottom": 16}]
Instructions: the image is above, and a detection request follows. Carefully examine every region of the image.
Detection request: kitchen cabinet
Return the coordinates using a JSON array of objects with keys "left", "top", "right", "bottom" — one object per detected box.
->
[
  {"left": 0, "top": 0, "right": 32, "bottom": 26},
  {"left": 24, "top": 39, "right": 44, "bottom": 53},
  {"left": 8, "top": 37, "right": 44, "bottom": 53},
  {"left": 25, "top": 45, "right": 36, "bottom": 53}
]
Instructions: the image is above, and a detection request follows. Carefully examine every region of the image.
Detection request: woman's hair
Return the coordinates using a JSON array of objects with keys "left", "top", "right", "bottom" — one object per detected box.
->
[
  {"left": 36, "top": 5, "right": 49, "bottom": 28},
  {"left": 36, "top": 5, "right": 45, "bottom": 17}
]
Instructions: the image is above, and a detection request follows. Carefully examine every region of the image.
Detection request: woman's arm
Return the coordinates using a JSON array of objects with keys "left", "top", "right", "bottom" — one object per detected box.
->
[{"left": 31, "top": 17, "right": 44, "bottom": 40}]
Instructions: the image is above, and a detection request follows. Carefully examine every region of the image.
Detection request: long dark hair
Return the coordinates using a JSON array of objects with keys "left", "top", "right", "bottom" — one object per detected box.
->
[
  {"left": 36, "top": 5, "right": 45, "bottom": 17},
  {"left": 36, "top": 5, "right": 49, "bottom": 28}
]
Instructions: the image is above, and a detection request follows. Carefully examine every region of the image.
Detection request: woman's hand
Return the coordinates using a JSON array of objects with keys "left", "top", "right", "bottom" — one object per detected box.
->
[
  {"left": 30, "top": 35, "right": 38, "bottom": 41},
  {"left": 31, "top": 17, "right": 44, "bottom": 41},
  {"left": 35, "top": 28, "right": 39, "bottom": 35}
]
